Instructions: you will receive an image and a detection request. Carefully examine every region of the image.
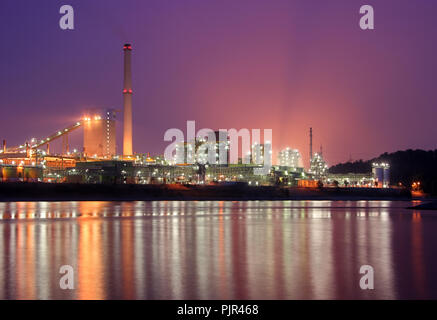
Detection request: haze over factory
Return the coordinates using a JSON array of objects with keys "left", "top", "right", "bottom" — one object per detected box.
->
[{"left": 0, "top": 44, "right": 388, "bottom": 188}]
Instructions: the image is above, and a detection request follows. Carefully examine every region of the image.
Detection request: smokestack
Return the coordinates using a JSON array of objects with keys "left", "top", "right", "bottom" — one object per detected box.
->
[
  {"left": 26, "top": 142, "right": 30, "bottom": 158},
  {"left": 2, "top": 140, "right": 6, "bottom": 153},
  {"left": 309, "top": 127, "right": 313, "bottom": 164},
  {"left": 123, "top": 43, "right": 133, "bottom": 157}
]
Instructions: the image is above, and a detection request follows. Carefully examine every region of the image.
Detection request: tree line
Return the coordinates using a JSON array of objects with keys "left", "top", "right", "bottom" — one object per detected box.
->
[{"left": 328, "top": 149, "right": 437, "bottom": 195}]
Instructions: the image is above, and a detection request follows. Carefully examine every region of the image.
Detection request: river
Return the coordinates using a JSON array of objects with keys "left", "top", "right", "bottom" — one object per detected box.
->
[{"left": 0, "top": 200, "right": 436, "bottom": 299}]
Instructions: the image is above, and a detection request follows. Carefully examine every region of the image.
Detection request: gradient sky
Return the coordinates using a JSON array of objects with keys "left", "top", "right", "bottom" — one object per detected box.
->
[{"left": 1, "top": 0, "right": 436, "bottom": 167}]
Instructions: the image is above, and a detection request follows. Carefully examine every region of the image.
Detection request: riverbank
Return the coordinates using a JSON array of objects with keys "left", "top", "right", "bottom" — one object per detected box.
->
[
  {"left": 409, "top": 201, "right": 437, "bottom": 210},
  {"left": 0, "top": 182, "right": 412, "bottom": 202}
]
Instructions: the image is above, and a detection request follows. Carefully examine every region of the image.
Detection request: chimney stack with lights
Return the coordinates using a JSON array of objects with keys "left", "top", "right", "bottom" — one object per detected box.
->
[
  {"left": 309, "top": 127, "right": 313, "bottom": 165},
  {"left": 123, "top": 43, "right": 133, "bottom": 157}
]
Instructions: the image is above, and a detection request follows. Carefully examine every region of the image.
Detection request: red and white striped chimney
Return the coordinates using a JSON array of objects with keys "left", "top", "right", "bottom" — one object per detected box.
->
[{"left": 123, "top": 43, "right": 133, "bottom": 157}]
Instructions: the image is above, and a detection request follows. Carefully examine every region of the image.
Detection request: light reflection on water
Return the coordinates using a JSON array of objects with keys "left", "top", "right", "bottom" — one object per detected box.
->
[{"left": 0, "top": 200, "right": 436, "bottom": 300}]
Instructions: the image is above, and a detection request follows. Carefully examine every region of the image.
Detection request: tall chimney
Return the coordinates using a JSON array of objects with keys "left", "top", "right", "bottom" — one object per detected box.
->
[
  {"left": 123, "top": 43, "right": 133, "bottom": 157},
  {"left": 309, "top": 127, "right": 313, "bottom": 165},
  {"left": 2, "top": 140, "right": 6, "bottom": 153}
]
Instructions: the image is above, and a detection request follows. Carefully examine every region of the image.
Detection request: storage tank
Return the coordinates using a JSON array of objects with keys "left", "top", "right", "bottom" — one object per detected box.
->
[
  {"left": 383, "top": 166, "right": 390, "bottom": 188},
  {"left": 24, "top": 166, "right": 43, "bottom": 182},
  {"left": 372, "top": 162, "right": 390, "bottom": 188},
  {"left": 1, "top": 165, "right": 42, "bottom": 182},
  {"left": 372, "top": 164, "right": 384, "bottom": 187},
  {"left": 2, "top": 166, "right": 20, "bottom": 182}
]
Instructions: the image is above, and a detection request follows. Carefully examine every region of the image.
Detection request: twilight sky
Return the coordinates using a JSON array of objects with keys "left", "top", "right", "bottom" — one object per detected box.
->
[{"left": 1, "top": 0, "right": 436, "bottom": 167}]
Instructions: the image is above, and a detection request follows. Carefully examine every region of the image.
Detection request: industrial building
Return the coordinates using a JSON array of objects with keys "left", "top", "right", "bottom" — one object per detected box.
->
[
  {"left": 63, "top": 159, "right": 275, "bottom": 186},
  {"left": 174, "top": 131, "right": 230, "bottom": 166},
  {"left": 278, "top": 148, "right": 301, "bottom": 169},
  {"left": 175, "top": 142, "right": 195, "bottom": 165},
  {"left": 0, "top": 163, "right": 43, "bottom": 182},
  {"left": 309, "top": 153, "right": 328, "bottom": 179},
  {"left": 251, "top": 142, "right": 272, "bottom": 165},
  {"left": 325, "top": 173, "right": 375, "bottom": 187},
  {"left": 83, "top": 109, "right": 116, "bottom": 158}
]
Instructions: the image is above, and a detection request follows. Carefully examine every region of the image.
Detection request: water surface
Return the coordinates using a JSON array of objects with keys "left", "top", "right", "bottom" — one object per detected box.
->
[{"left": 0, "top": 200, "right": 436, "bottom": 300}]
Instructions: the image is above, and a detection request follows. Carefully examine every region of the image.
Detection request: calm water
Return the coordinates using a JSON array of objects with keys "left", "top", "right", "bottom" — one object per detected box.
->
[{"left": 0, "top": 200, "right": 436, "bottom": 300}]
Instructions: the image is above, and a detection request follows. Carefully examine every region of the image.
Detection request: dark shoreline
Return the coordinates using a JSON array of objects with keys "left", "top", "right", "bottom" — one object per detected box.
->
[
  {"left": 0, "top": 182, "right": 415, "bottom": 202},
  {"left": 408, "top": 201, "right": 437, "bottom": 210}
]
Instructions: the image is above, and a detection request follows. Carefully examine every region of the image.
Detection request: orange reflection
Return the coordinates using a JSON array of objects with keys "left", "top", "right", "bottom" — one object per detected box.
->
[
  {"left": 121, "top": 203, "right": 135, "bottom": 299},
  {"left": 24, "top": 223, "right": 36, "bottom": 299},
  {"left": 77, "top": 202, "right": 104, "bottom": 300}
]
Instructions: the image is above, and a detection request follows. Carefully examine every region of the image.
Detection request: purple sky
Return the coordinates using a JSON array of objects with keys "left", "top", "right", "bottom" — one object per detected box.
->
[{"left": 1, "top": 0, "right": 436, "bottom": 166}]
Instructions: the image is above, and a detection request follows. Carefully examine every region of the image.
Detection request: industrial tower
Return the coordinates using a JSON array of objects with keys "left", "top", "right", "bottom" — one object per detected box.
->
[{"left": 123, "top": 43, "right": 133, "bottom": 157}]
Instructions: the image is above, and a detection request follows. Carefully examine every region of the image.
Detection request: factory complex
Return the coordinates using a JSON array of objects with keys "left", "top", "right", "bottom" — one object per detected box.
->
[{"left": 0, "top": 44, "right": 390, "bottom": 189}]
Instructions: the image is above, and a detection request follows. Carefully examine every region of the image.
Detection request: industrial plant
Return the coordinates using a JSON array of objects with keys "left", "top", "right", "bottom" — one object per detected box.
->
[{"left": 0, "top": 44, "right": 388, "bottom": 189}]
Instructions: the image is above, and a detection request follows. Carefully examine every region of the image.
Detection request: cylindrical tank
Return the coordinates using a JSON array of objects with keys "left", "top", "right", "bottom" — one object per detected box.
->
[
  {"left": 372, "top": 166, "right": 383, "bottom": 187},
  {"left": 383, "top": 167, "right": 390, "bottom": 187},
  {"left": 2, "top": 166, "right": 20, "bottom": 182},
  {"left": 24, "top": 167, "right": 42, "bottom": 182},
  {"left": 0, "top": 165, "right": 42, "bottom": 182}
]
